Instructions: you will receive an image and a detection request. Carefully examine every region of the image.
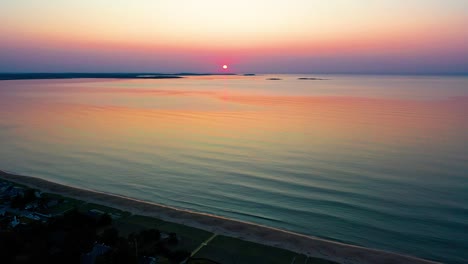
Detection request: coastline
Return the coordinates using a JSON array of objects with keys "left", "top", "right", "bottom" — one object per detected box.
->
[{"left": 0, "top": 170, "right": 439, "bottom": 264}]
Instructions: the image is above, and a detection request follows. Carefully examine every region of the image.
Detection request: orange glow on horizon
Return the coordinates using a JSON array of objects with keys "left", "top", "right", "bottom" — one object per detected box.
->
[
  {"left": 1, "top": 1, "right": 467, "bottom": 72},
  {"left": 4, "top": 17, "right": 466, "bottom": 59}
]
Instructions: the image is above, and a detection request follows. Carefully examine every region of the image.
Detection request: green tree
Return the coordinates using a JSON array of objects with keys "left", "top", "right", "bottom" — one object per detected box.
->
[
  {"left": 97, "top": 213, "right": 112, "bottom": 227},
  {"left": 168, "top": 232, "right": 178, "bottom": 245},
  {"left": 100, "top": 228, "right": 119, "bottom": 246}
]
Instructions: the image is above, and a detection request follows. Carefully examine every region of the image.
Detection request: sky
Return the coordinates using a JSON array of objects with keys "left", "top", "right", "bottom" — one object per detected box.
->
[{"left": 1, "top": 0, "right": 467, "bottom": 74}]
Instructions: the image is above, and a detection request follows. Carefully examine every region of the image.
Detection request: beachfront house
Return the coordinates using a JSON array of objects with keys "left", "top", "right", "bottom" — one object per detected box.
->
[
  {"left": 81, "top": 243, "right": 112, "bottom": 264},
  {"left": 3, "top": 186, "right": 25, "bottom": 198},
  {"left": 0, "top": 183, "right": 13, "bottom": 199},
  {"left": 10, "top": 216, "right": 20, "bottom": 228},
  {"left": 140, "top": 256, "right": 158, "bottom": 264}
]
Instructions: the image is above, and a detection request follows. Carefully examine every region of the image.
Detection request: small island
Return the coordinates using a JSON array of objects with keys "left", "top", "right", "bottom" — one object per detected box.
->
[{"left": 298, "top": 77, "right": 326, "bottom": 80}]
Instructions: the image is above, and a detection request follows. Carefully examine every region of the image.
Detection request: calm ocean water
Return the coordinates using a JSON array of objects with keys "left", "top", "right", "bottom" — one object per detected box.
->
[{"left": 0, "top": 75, "right": 467, "bottom": 263}]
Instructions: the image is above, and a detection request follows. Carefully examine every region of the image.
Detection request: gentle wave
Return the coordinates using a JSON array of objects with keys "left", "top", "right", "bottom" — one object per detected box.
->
[{"left": 1, "top": 75, "right": 467, "bottom": 263}]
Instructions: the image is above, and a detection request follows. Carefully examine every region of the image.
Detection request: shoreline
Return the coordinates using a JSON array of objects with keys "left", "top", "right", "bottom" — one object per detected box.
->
[{"left": 0, "top": 170, "right": 439, "bottom": 264}]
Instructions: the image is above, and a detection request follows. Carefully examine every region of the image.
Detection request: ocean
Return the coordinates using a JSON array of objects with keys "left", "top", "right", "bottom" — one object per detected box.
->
[{"left": 0, "top": 74, "right": 467, "bottom": 263}]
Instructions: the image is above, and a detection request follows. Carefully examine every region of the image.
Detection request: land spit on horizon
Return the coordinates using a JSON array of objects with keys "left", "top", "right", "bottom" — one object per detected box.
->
[
  {"left": 0, "top": 72, "right": 326, "bottom": 81},
  {"left": 0, "top": 170, "right": 439, "bottom": 264},
  {"left": 0, "top": 73, "right": 242, "bottom": 80}
]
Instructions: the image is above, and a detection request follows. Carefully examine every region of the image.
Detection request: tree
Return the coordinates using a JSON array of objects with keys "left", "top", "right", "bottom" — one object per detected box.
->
[
  {"left": 100, "top": 228, "right": 119, "bottom": 246},
  {"left": 169, "top": 250, "right": 190, "bottom": 263},
  {"left": 168, "top": 232, "right": 178, "bottom": 245},
  {"left": 140, "top": 229, "right": 161, "bottom": 244},
  {"left": 97, "top": 213, "right": 112, "bottom": 227},
  {"left": 10, "top": 195, "right": 25, "bottom": 209},
  {"left": 23, "top": 189, "right": 36, "bottom": 203}
]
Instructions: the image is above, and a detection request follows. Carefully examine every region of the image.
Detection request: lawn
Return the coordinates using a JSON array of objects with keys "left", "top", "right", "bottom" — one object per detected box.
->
[
  {"left": 43, "top": 193, "right": 86, "bottom": 215},
  {"left": 77, "top": 202, "right": 131, "bottom": 218},
  {"left": 115, "top": 215, "right": 213, "bottom": 252},
  {"left": 192, "top": 235, "right": 337, "bottom": 264}
]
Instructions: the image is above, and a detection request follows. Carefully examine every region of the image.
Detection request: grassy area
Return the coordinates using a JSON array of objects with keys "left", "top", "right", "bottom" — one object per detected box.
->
[
  {"left": 187, "top": 258, "right": 221, "bottom": 264},
  {"left": 1, "top": 179, "right": 338, "bottom": 264},
  {"left": 116, "top": 215, "right": 213, "bottom": 252},
  {"left": 157, "top": 221, "right": 213, "bottom": 241},
  {"left": 43, "top": 193, "right": 86, "bottom": 215},
  {"left": 0, "top": 179, "right": 29, "bottom": 189},
  {"left": 116, "top": 215, "right": 165, "bottom": 229},
  {"left": 77, "top": 202, "right": 131, "bottom": 218},
  {"left": 157, "top": 257, "right": 171, "bottom": 264},
  {"left": 193, "top": 235, "right": 337, "bottom": 264}
]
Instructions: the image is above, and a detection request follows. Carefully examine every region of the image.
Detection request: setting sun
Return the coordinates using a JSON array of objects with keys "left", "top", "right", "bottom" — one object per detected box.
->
[{"left": 222, "top": 65, "right": 228, "bottom": 70}]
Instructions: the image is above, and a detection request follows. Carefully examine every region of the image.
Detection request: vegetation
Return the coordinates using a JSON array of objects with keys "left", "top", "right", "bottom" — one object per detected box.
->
[
  {"left": 193, "top": 235, "right": 337, "bottom": 264},
  {"left": 0, "top": 208, "right": 191, "bottom": 263},
  {"left": 115, "top": 215, "right": 212, "bottom": 252},
  {"left": 0, "top": 209, "right": 98, "bottom": 263},
  {"left": 0, "top": 179, "right": 338, "bottom": 264},
  {"left": 10, "top": 189, "right": 36, "bottom": 209}
]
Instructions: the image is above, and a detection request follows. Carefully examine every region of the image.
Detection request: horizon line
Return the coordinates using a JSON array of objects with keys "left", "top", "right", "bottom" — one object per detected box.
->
[{"left": 1, "top": 71, "right": 467, "bottom": 76}]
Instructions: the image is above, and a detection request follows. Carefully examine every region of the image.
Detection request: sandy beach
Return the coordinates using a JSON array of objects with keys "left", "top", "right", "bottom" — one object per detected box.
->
[{"left": 0, "top": 170, "right": 439, "bottom": 264}]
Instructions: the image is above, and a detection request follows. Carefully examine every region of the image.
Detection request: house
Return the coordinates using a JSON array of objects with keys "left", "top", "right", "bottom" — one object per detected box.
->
[
  {"left": 46, "top": 199, "right": 59, "bottom": 208},
  {"left": 33, "top": 212, "right": 52, "bottom": 222},
  {"left": 5, "top": 186, "right": 25, "bottom": 198},
  {"left": 10, "top": 216, "right": 20, "bottom": 228},
  {"left": 87, "top": 209, "right": 105, "bottom": 219},
  {"left": 0, "top": 184, "right": 13, "bottom": 199},
  {"left": 25, "top": 202, "right": 39, "bottom": 210},
  {"left": 81, "top": 243, "right": 112, "bottom": 264},
  {"left": 25, "top": 213, "right": 41, "bottom": 221},
  {"left": 139, "top": 256, "right": 158, "bottom": 264},
  {"left": 34, "top": 191, "right": 42, "bottom": 198},
  {"left": 0, "top": 182, "right": 11, "bottom": 192},
  {"left": 0, "top": 207, "right": 6, "bottom": 217}
]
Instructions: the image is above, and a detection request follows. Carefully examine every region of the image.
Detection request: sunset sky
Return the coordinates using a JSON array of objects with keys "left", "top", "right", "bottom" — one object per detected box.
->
[{"left": 1, "top": 0, "right": 467, "bottom": 73}]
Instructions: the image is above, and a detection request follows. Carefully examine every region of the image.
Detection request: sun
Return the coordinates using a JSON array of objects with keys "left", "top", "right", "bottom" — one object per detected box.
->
[{"left": 222, "top": 64, "right": 228, "bottom": 70}]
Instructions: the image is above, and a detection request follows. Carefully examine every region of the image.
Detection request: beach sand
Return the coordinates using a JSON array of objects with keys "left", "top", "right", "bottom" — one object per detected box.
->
[{"left": 0, "top": 170, "right": 439, "bottom": 264}]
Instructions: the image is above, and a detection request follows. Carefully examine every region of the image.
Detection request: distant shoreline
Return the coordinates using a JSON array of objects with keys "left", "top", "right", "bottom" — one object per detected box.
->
[
  {"left": 0, "top": 170, "right": 439, "bottom": 264},
  {"left": 0, "top": 73, "right": 237, "bottom": 81}
]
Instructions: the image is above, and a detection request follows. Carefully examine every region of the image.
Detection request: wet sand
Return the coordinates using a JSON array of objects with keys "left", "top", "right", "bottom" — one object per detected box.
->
[{"left": 0, "top": 170, "right": 439, "bottom": 264}]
